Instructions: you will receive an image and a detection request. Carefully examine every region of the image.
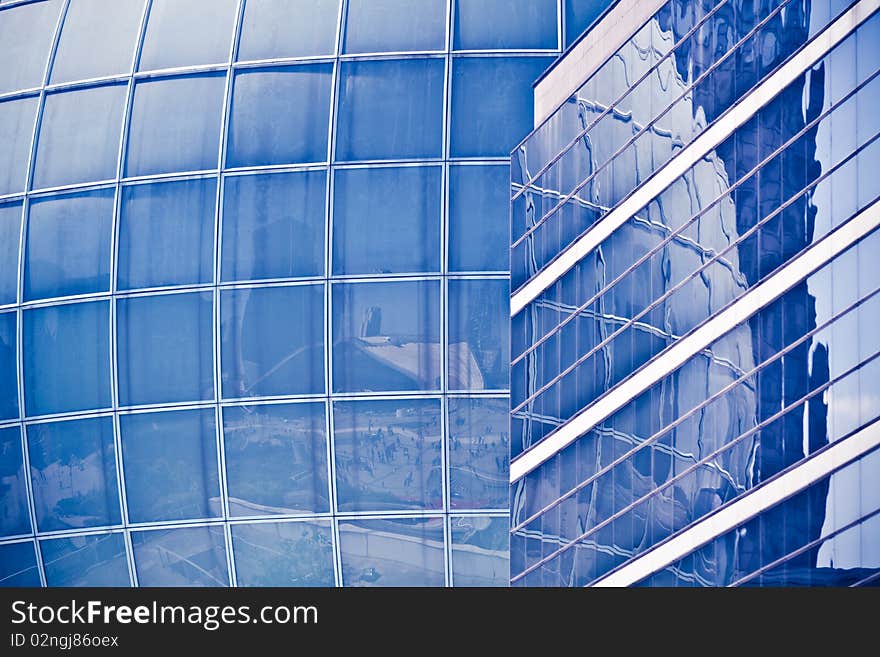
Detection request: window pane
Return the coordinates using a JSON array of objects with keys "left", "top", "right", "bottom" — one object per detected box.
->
[
  {"left": 118, "top": 177, "right": 216, "bottom": 291},
  {"left": 448, "top": 278, "right": 509, "bottom": 390},
  {"left": 23, "top": 301, "right": 111, "bottom": 417},
  {"left": 332, "top": 280, "right": 440, "bottom": 392},
  {"left": 0, "top": 0, "right": 62, "bottom": 94},
  {"left": 227, "top": 65, "right": 332, "bottom": 168},
  {"left": 0, "top": 96, "right": 38, "bottom": 196},
  {"left": 50, "top": 0, "right": 144, "bottom": 84},
  {"left": 131, "top": 525, "right": 228, "bottom": 586},
  {"left": 450, "top": 515, "right": 508, "bottom": 586},
  {"left": 332, "top": 166, "right": 441, "bottom": 275},
  {"left": 0, "top": 313, "right": 16, "bottom": 422},
  {"left": 453, "top": 0, "right": 557, "bottom": 50},
  {"left": 565, "top": 0, "right": 612, "bottom": 48},
  {"left": 343, "top": 0, "right": 446, "bottom": 54},
  {"left": 33, "top": 84, "right": 127, "bottom": 189},
  {"left": 448, "top": 164, "right": 509, "bottom": 271},
  {"left": 336, "top": 58, "right": 445, "bottom": 161},
  {"left": 26, "top": 416, "right": 120, "bottom": 532},
  {"left": 126, "top": 73, "right": 225, "bottom": 177},
  {"left": 24, "top": 188, "right": 114, "bottom": 301},
  {"left": 0, "top": 542, "right": 41, "bottom": 587},
  {"left": 222, "top": 171, "right": 325, "bottom": 282},
  {"left": 138, "top": 0, "right": 237, "bottom": 71},
  {"left": 120, "top": 408, "right": 220, "bottom": 524},
  {"left": 232, "top": 520, "right": 335, "bottom": 587},
  {"left": 117, "top": 292, "right": 214, "bottom": 407},
  {"left": 0, "top": 202, "right": 21, "bottom": 305},
  {"left": 221, "top": 285, "right": 324, "bottom": 398},
  {"left": 448, "top": 397, "right": 509, "bottom": 509},
  {"left": 223, "top": 402, "right": 329, "bottom": 516},
  {"left": 40, "top": 533, "right": 130, "bottom": 587},
  {"left": 339, "top": 517, "right": 445, "bottom": 586},
  {"left": 238, "top": 0, "right": 339, "bottom": 61},
  {"left": 0, "top": 427, "right": 29, "bottom": 537}
]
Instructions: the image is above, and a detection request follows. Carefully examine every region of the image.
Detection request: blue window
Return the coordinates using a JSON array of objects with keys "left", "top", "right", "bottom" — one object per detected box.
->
[
  {"left": 222, "top": 171, "right": 325, "bottom": 282},
  {"left": 131, "top": 526, "right": 228, "bottom": 587},
  {"left": 0, "top": 0, "right": 61, "bottom": 95},
  {"left": 33, "top": 84, "right": 127, "bottom": 189},
  {"left": 0, "top": 542, "right": 41, "bottom": 587},
  {"left": 117, "top": 292, "right": 214, "bottom": 407},
  {"left": 126, "top": 73, "right": 226, "bottom": 177},
  {"left": 343, "top": 0, "right": 446, "bottom": 54},
  {"left": 448, "top": 278, "right": 509, "bottom": 390},
  {"left": 138, "top": 0, "right": 237, "bottom": 71},
  {"left": 332, "top": 280, "right": 441, "bottom": 393},
  {"left": 0, "top": 202, "right": 21, "bottom": 305},
  {"left": 448, "top": 397, "right": 508, "bottom": 509},
  {"left": 565, "top": 0, "right": 612, "bottom": 48},
  {"left": 0, "top": 96, "right": 38, "bottom": 196},
  {"left": 336, "top": 58, "right": 445, "bottom": 161},
  {"left": 40, "top": 533, "right": 130, "bottom": 587},
  {"left": 27, "top": 416, "right": 120, "bottom": 532},
  {"left": 118, "top": 178, "right": 217, "bottom": 291},
  {"left": 221, "top": 285, "right": 325, "bottom": 398},
  {"left": 0, "top": 313, "right": 16, "bottom": 421},
  {"left": 227, "top": 65, "right": 332, "bottom": 168},
  {"left": 0, "top": 427, "right": 29, "bottom": 537},
  {"left": 450, "top": 515, "right": 508, "bottom": 586},
  {"left": 23, "top": 301, "right": 111, "bottom": 417},
  {"left": 231, "top": 520, "right": 335, "bottom": 587},
  {"left": 223, "top": 402, "right": 329, "bottom": 516},
  {"left": 24, "top": 188, "right": 114, "bottom": 301},
  {"left": 237, "top": 0, "right": 339, "bottom": 61},
  {"left": 332, "top": 166, "right": 441, "bottom": 275},
  {"left": 448, "top": 165, "right": 510, "bottom": 272},
  {"left": 453, "top": 0, "right": 558, "bottom": 50}
]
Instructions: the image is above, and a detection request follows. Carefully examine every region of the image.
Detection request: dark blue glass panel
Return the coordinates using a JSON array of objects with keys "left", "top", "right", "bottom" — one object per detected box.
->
[
  {"left": 0, "top": 313, "right": 16, "bottom": 421},
  {"left": 223, "top": 402, "right": 329, "bottom": 516},
  {"left": 0, "top": 541, "right": 41, "bottom": 587},
  {"left": 220, "top": 285, "right": 324, "bottom": 398},
  {"left": 453, "top": 0, "right": 557, "bottom": 50},
  {"left": 564, "top": 0, "right": 613, "bottom": 47},
  {"left": 237, "top": 0, "right": 339, "bottom": 61},
  {"left": 117, "top": 292, "right": 214, "bottom": 407},
  {"left": 120, "top": 408, "right": 221, "bottom": 523},
  {"left": 332, "top": 280, "right": 441, "bottom": 393},
  {"left": 23, "top": 301, "right": 111, "bottom": 417},
  {"left": 448, "top": 165, "right": 509, "bottom": 272},
  {"left": 0, "top": 96, "right": 38, "bottom": 196},
  {"left": 40, "top": 533, "right": 130, "bottom": 586},
  {"left": 448, "top": 278, "right": 509, "bottom": 390},
  {"left": 231, "top": 520, "right": 335, "bottom": 587},
  {"left": 448, "top": 397, "right": 508, "bottom": 509},
  {"left": 131, "top": 525, "right": 228, "bottom": 586},
  {"left": 24, "top": 188, "right": 114, "bottom": 301},
  {"left": 0, "top": 0, "right": 61, "bottom": 95},
  {"left": 332, "top": 166, "right": 441, "bottom": 275},
  {"left": 450, "top": 515, "right": 508, "bottom": 586},
  {"left": 27, "top": 416, "right": 120, "bottom": 532},
  {"left": 0, "top": 427, "right": 29, "bottom": 537},
  {"left": 336, "top": 58, "right": 445, "bottom": 161},
  {"left": 343, "top": 0, "right": 446, "bottom": 53},
  {"left": 333, "top": 398, "right": 442, "bottom": 512},
  {"left": 138, "top": 0, "right": 237, "bottom": 71},
  {"left": 0, "top": 201, "right": 21, "bottom": 305}
]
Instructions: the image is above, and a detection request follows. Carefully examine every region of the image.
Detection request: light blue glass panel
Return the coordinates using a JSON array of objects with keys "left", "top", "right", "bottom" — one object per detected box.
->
[
  {"left": 125, "top": 73, "right": 226, "bottom": 177},
  {"left": 332, "top": 280, "right": 441, "bottom": 392},
  {"left": 117, "top": 292, "right": 214, "bottom": 407},
  {"left": 453, "top": 0, "right": 557, "bottom": 50},
  {"left": 238, "top": 0, "right": 339, "bottom": 61},
  {"left": 221, "top": 171, "right": 325, "bottom": 282},
  {"left": 23, "top": 301, "right": 111, "bottom": 417},
  {"left": 448, "top": 397, "right": 508, "bottom": 509},
  {"left": 0, "top": 96, "right": 38, "bottom": 196},
  {"left": 0, "top": 313, "right": 16, "bottom": 421},
  {"left": 448, "top": 165, "right": 509, "bottom": 272},
  {"left": 138, "top": 0, "right": 237, "bottom": 71},
  {"left": 118, "top": 177, "right": 216, "bottom": 291},
  {"left": 336, "top": 58, "right": 445, "bottom": 161},
  {"left": 223, "top": 402, "right": 329, "bottom": 516},
  {"left": 0, "top": 427, "right": 29, "bottom": 537},
  {"left": 333, "top": 166, "right": 441, "bottom": 275},
  {"left": 232, "top": 520, "right": 335, "bottom": 586},
  {"left": 221, "top": 285, "right": 325, "bottom": 398},
  {"left": 50, "top": 0, "right": 144, "bottom": 84},
  {"left": 451, "top": 56, "right": 552, "bottom": 157},
  {"left": 27, "top": 416, "right": 120, "bottom": 532},
  {"left": 0, "top": 542, "right": 41, "bottom": 587},
  {"left": 120, "top": 408, "right": 221, "bottom": 523},
  {"left": 24, "top": 188, "right": 114, "bottom": 301},
  {"left": 0, "top": 0, "right": 61, "bottom": 95},
  {"left": 131, "top": 525, "right": 228, "bottom": 587},
  {"left": 0, "top": 202, "right": 21, "bottom": 305},
  {"left": 40, "top": 533, "right": 130, "bottom": 586},
  {"left": 450, "top": 515, "right": 508, "bottom": 586},
  {"left": 448, "top": 278, "right": 509, "bottom": 390},
  {"left": 333, "top": 398, "right": 443, "bottom": 512},
  {"left": 33, "top": 84, "right": 127, "bottom": 189},
  {"left": 343, "top": 0, "right": 446, "bottom": 54},
  {"left": 339, "top": 517, "right": 445, "bottom": 586}
]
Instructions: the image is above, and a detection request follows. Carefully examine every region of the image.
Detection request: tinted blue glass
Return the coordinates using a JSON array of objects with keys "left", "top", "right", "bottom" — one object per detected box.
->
[
  {"left": 332, "top": 166, "right": 441, "bottom": 275},
  {"left": 564, "top": 0, "right": 613, "bottom": 47},
  {"left": 117, "top": 177, "right": 216, "bottom": 290},
  {"left": 40, "top": 533, "right": 129, "bottom": 586},
  {"left": 223, "top": 402, "right": 329, "bottom": 516},
  {"left": 23, "top": 301, "right": 110, "bottom": 417},
  {"left": 220, "top": 285, "right": 324, "bottom": 398},
  {"left": 453, "top": 0, "right": 557, "bottom": 50},
  {"left": 222, "top": 171, "right": 325, "bottom": 282},
  {"left": 227, "top": 65, "right": 332, "bottom": 168},
  {"left": 0, "top": 541, "right": 41, "bottom": 587},
  {"left": 138, "top": 0, "right": 237, "bottom": 71},
  {"left": 343, "top": 0, "right": 446, "bottom": 53},
  {"left": 448, "top": 165, "right": 509, "bottom": 272},
  {"left": 0, "top": 96, "right": 38, "bottom": 196},
  {"left": 0, "top": 313, "right": 16, "bottom": 421},
  {"left": 451, "top": 56, "right": 552, "bottom": 157},
  {"left": 333, "top": 398, "right": 442, "bottom": 512},
  {"left": 336, "top": 58, "right": 445, "bottom": 161},
  {"left": 0, "top": 427, "right": 29, "bottom": 537},
  {"left": 117, "top": 293, "right": 214, "bottom": 407},
  {"left": 120, "top": 408, "right": 220, "bottom": 523},
  {"left": 0, "top": 202, "right": 21, "bottom": 305},
  {"left": 338, "top": 517, "right": 445, "bottom": 586},
  {"left": 32, "top": 84, "right": 127, "bottom": 189},
  {"left": 131, "top": 525, "right": 228, "bottom": 586},
  {"left": 125, "top": 73, "right": 226, "bottom": 177},
  {"left": 0, "top": 0, "right": 61, "bottom": 95},
  {"left": 448, "top": 397, "right": 508, "bottom": 509},
  {"left": 332, "top": 280, "right": 441, "bottom": 392},
  {"left": 27, "top": 416, "right": 120, "bottom": 532},
  {"left": 231, "top": 520, "right": 335, "bottom": 586},
  {"left": 448, "top": 278, "right": 509, "bottom": 390},
  {"left": 450, "top": 515, "right": 508, "bottom": 586},
  {"left": 237, "top": 0, "right": 339, "bottom": 61},
  {"left": 24, "top": 188, "right": 114, "bottom": 301}
]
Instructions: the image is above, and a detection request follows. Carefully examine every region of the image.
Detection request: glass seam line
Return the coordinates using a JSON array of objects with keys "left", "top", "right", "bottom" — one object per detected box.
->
[{"left": 509, "top": 0, "right": 880, "bottom": 316}]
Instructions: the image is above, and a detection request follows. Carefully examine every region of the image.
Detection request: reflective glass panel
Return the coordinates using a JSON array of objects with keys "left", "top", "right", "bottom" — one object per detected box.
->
[
  {"left": 0, "top": 96, "right": 38, "bottom": 196},
  {"left": 0, "top": 0, "right": 61, "bottom": 95},
  {"left": 237, "top": 0, "right": 339, "bottom": 61},
  {"left": 0, "top": 542, "right": 41, "bottom": 587},
  {"left": 0, "top": 427, "right": 29, "bottom": 537},
  {"left": 0, "top": 201, "right": 21, "bottom": 304},
  {"left": 138, "top": 0, "right": 237, "bottom": 71},
  {"left": 448, "top": 165, "right": 509, "bottom": 272},
  {"left": 565, "top": 0, "right": 612, "bottom": 47},
  {"left": 40, "top": 532, "right": 129, "bottom": 587},
  {"left": 131, "top": 525, "right": 228, "bottom": 586},
  {"left": 448, "top": 397, "right": 508, "bottom": 509},
  {"left": 453, "top": 0, "right": 557, "bottom": 50},
  {"left": 231, "top": 520, "right": 335, "bottom": 587},
  {"left": 0, "top": 313, "right": 16, "bottom": 421},
  {"left": 448, "top": 278, "right": 509, "bottom": 390},
  {"left": 450, "top": 515, "right": 508, "bottom": 586},
  {"left": 343, "top": 0, "right": 446, "bottom": 54}
]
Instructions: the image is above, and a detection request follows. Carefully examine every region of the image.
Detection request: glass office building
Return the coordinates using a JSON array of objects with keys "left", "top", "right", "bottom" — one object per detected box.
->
[{"left": 511, "top": 0, "right": 880, "bottom": 585}]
